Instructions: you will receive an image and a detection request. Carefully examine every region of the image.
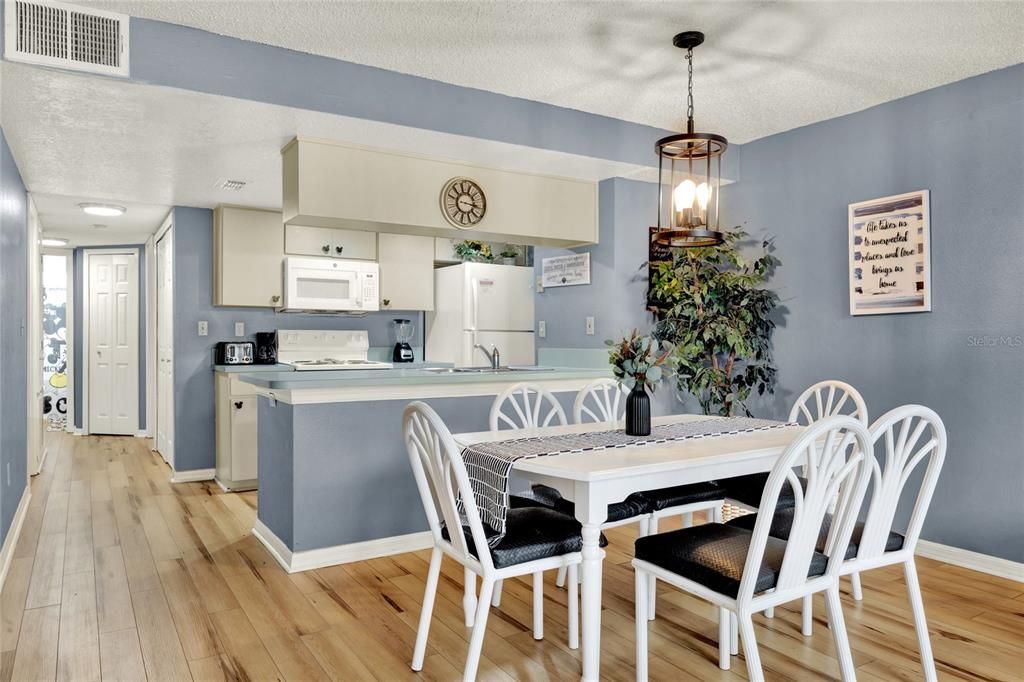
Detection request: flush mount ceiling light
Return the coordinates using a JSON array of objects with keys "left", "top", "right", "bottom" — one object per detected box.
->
[
  {"left": 78, "top": 202, "right": 126, "bottom": 217},
  {"left": 41, "top": 237, "right": 68, "bottom": 246},
  {"left": 652, "top": 31, "right": 727, "bottom": 248}
]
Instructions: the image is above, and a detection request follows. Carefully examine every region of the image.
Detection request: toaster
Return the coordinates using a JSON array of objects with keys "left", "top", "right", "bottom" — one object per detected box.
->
[{"left": 215, "top": 341, "right": 254, "bottom": 365}]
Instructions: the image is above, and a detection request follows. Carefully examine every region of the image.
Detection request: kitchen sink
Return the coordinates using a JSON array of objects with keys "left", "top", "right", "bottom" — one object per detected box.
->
[{"left": 421, "top": 366, "right": 555, "bottom": 374}]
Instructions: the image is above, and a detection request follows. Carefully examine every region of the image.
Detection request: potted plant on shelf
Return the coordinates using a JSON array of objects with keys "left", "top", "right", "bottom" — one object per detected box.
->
[
  {"left": 453, "top": 239, "right": 495, "bottom": 263},
  {"left": 606, "top": 330, "right": 675, "bottom": 436},
  {"left": 499, "top": 244, "right": 520, "bottom": 265},
  {"left": 649, "top": 228, "right": 780, "bottom": 417}
]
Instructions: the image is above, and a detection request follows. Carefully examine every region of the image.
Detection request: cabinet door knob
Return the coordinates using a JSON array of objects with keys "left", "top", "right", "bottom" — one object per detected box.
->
[
  {"left": 321, "top": 244, "right": 330, "bottom": 253},
  {"left": 271, "top": 294, "right": 281, "bottom": 303},
  {"left": 234, "top": 401, "right": 243, "bottom": 409},
  {"left": 335, "top": 245, "right": 344, "bottom": 254}
]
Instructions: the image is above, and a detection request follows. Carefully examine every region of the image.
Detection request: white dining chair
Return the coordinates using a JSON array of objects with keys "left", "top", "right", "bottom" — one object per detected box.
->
[
  {"left": 403, "top": 401, "right": 582, "bottom": 681},
  {"left": 490, "top": 381, "right": 568, "bottom": 431},
  {"left": 634, "top": 415, "right": 873, "bottom": 682},
  {"left": 800, "top": 405, "right": 947, "bottom": 681},
  {"left": 571, "top": 378, "right": 726, "bottom": 618},
  {"left": 722, "top": 379, "right": 869, "bottom": 622}
]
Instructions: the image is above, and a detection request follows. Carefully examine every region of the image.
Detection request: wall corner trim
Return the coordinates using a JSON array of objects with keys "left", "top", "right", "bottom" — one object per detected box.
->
[
  {"left": 169, "top": 468, "right": 216, "bottom": 483},
  {"left": 252, "top": 519, "right": 432, "bottom": 574},
  {"left": 916, "top": 540, "right": 1024, "bottom": 583},
  {"left": 0, "top": 488, "right": 32, "bottom": 591}
]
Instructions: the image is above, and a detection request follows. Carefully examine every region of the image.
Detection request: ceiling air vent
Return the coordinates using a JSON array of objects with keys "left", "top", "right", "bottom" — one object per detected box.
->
[{"left": 4, "top": 0, "right": 129, "bottom": 77}]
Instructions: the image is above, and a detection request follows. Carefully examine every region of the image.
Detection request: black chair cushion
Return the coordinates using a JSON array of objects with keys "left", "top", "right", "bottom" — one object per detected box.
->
[
  {"left": 628, "top": 481, "right": 726, "bottom": 512},
  {"left": 533, "top": 484, "right": 651, "bottom": 523},
  {"left": 634, "top": 523, "right": 829, "bottom": 598},
  {"left": 442, "top": 507, "right": 608, "bottom": 569},
  {"left": 720, "top": 473, "right": 806, "bottom": 510},
  {"left": 727, "top": 508, "right": 905, "bottom": 559}
]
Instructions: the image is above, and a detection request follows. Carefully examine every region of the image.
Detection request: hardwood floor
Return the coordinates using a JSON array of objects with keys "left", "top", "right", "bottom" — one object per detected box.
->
[{"left": 2, "top": 432, "right": 1021, "bottom": 681}]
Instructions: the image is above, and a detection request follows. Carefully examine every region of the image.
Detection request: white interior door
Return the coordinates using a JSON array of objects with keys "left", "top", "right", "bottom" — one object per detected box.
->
[
  {"left": 156, "top": 231, "right": 175, "bottom": 466},
  {"left": 88, "top": 252, "right": 139, "bottom": 435}
]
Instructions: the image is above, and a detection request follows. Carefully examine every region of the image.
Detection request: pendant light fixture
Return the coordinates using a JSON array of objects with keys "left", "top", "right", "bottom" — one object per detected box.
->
[{"left": 653, "top": 31, "right": 727, "bottom": 248}]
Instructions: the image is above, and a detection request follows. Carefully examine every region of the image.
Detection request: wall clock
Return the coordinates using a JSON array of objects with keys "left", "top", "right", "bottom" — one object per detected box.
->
[{"left": 440, "top": 177, "right": 486, "bottom": 229}]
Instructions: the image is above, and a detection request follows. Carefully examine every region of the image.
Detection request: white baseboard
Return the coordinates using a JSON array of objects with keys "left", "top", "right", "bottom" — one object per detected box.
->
[
  {"left": 169, "top": 468, "right": 216, "bottom": 483},
  {"left": 252, "top": 519, "right": 433, "bottom": 574},
  {"left": 916, "top": 540, "right": 1024, "bottom": 583},
  {"left": 0, "top": 488, "right": 32, "bottom": 591},
  {"left": 134, "top": 430, "right": 150, "bottom": 438}
]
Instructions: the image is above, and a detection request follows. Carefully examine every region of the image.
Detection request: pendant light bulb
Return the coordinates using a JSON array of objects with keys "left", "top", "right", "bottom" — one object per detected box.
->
[
  {"left": 695, "top": 182, "right": 712, "bottom": 211},
  {"left": 673, "top": 179, "right": 697, "bottom": 213}
]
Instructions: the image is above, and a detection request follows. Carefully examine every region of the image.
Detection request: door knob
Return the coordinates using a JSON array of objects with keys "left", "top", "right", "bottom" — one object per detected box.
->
[
  {"left": 321, "top": 244, "right": 330, "bottom": 253},
  {"left": 335, "top": 245, "right": 344, "bottom": 254},
  {"left": 234, "top": 401, "right": 243, "bottom": 409}
]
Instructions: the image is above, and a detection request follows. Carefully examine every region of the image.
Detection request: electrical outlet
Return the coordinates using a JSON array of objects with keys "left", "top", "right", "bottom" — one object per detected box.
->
[
  {"left": 197, "top": 321, "right": 208, "bottom": 337},
  {"left": 535, "top": 276, "right": 544, "bottom": 293},
  {"left": 585, "top": 316, "right": 595, "bottom": 336},
  {"left": 538, "top": 320, "right": 546, "bottom": 338},
  {"left": 234, "top": 322, "right": 245, "bottom": 337}
]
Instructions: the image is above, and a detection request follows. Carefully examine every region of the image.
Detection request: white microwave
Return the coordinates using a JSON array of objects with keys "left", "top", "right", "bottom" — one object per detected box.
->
[{"left": 282, "top": 257, "right": 380, "bottom": 312}]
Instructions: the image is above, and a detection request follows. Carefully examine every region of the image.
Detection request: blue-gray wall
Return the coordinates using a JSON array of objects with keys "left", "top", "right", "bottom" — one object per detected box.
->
[
  {"left": 720, "top": 64, "right": 1024, "bottom": 562},
  {"left": 129, "top": 18, "right": 668, "bottom": 169},
  {"left": 0, "top": 127, "right": 28, "bottom": 545},
  {"left": 72, "top": 245, "right": 146, "bottom": 431},
  {"left": 170, "top": 206, "right": 427, "bottom": 472},
  {"left": 535, "top": 177, "right": 659, "bottom": 350}
]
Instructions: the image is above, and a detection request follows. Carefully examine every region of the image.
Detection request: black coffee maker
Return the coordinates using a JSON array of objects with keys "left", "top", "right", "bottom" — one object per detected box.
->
[
  {"left": 392, "top": 319, "right": 415, "bottom": 363},
  {"left": 254, "top": 332, "right": 278, "bottom": 365}
]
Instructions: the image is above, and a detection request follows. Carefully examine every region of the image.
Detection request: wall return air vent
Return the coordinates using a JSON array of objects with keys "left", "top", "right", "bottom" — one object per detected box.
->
[{"left": 4, "top": 0, "right": 128, "bottom": 77}]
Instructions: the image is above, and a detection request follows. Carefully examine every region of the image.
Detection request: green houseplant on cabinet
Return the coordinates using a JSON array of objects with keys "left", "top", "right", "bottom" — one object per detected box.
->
[
  {"left": 649, "top": 229, "right": 780, "bottom": 417},
  {"left": 607, "top": 330, "right": 675, "bottom": 436},
  {"left": 499, "top": 244, "right": 520, "bottom": 265},
  {"left": 453, "top": 240, "right": 495, "bottom": 263}
]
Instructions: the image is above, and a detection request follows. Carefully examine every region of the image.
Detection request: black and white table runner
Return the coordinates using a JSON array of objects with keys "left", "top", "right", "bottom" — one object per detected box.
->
[{"left": 459, "top": 417, "right": 795, "bottom": 544}]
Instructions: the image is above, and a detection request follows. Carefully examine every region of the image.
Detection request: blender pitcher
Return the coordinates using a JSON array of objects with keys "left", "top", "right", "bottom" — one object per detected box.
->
[{"left": 392, "top": 318, "right": 415, "bottom": 363}]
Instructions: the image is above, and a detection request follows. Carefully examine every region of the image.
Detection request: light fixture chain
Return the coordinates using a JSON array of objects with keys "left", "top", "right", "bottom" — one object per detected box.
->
[{"left": 686, "top": 47, "right": 694, "bottom": 124}]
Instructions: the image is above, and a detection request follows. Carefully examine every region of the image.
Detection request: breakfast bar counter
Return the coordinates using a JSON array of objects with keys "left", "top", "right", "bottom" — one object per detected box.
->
[{"left": 240, "top": 366, "right": 611, "bottom": 572}]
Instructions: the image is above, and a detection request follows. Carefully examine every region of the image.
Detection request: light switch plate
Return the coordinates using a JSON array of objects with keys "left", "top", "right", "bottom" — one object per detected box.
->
[
  {"left": 234, "top": 322, "right": 245, "bottom": 337},
  {"left": 538, "top": 320, "right": 546, "bottom": 338},
  {"left": 197, "top": 321, "right": 208, "bottom": 337},
  {"left": 585, "top": 316, "right": 595, "bottom": 335}
]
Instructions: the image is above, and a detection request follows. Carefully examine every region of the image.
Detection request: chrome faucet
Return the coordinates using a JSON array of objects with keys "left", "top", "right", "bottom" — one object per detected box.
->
[{"left": 475, "top": 344, "right": 500, "bottom": 369}]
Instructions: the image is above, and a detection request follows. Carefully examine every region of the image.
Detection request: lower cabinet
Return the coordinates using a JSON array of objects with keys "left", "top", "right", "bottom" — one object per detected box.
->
[{"left": 215, "top": 373, "right": 259, "bottom": 491}]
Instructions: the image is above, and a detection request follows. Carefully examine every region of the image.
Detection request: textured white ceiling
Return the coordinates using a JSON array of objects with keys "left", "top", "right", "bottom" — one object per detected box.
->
[
  {"left": 80, "top": 0, "right": 1024, "bottom": 143},
  {"left": 32, "top": 193, "right": 169, "bottom": 247},
  {"left": 1, "top": 62, "right": 655, "bottom": 227}
]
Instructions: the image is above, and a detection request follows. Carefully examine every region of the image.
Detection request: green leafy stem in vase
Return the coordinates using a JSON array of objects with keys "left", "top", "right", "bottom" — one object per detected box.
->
[{"left": 606, "top": 330, "right": 675, "bottom": 392}]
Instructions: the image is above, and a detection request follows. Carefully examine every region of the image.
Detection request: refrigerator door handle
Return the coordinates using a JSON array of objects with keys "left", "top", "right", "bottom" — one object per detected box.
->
[{"left": 470, "top": 278, "right": 479, "bottom": 331}]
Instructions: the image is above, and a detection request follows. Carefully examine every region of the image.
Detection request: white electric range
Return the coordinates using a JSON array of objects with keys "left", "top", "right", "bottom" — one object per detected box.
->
[{"left": 276, "top": 329, "right": 393, "bottom": 371}]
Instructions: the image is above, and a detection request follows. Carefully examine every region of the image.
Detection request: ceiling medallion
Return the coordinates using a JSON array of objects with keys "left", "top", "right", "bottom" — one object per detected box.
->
[{"left": 652, "top": 30, "right": 728, "bottom": 248}]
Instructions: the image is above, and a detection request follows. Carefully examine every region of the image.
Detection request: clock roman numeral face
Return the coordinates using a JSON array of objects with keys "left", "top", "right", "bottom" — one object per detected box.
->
[{"left": 440, "top": 177, "right": 486, "bottom": 229}]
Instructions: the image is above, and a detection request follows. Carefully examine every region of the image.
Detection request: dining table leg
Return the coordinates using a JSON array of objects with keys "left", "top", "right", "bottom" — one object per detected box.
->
[{"left": 580, "top": 522, "right": 604, "bottom": 681}]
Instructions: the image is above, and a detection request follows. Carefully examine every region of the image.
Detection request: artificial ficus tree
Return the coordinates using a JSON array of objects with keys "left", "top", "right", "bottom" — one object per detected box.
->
[{"left": 649, "top": 229, "right": 780, "bottom": 417}]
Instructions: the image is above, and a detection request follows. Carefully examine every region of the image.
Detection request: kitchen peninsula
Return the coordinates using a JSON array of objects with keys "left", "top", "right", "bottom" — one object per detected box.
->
[{"left": 239, "top": 366, "right": 609, "bottom": 572}]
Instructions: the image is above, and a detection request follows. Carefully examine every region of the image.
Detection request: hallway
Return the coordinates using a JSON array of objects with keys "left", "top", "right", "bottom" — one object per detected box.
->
[{"left": 1, "top": 432, "right": 1021, "bottom": 681}]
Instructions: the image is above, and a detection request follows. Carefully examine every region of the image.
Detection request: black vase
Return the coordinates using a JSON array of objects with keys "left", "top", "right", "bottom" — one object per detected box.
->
[{"left": 625, "top": 382, "right": 651, "bottom": 437}]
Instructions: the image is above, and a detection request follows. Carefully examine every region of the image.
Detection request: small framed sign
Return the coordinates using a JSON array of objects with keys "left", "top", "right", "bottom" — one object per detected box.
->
[
  {"left": 541, "top": 253, "right": 591, "bottom": 288},
  {"left": 849, "top": 189, "right": 931, "bottom": 315}
]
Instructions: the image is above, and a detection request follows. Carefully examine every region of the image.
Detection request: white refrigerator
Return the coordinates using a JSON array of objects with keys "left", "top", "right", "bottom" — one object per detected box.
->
[{"left": 426, "top": 263, "right": 536, "bottom": 367}]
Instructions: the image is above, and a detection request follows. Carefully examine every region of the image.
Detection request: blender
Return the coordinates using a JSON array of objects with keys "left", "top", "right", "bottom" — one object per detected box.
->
[{"left": 392, "top": 318, "right": 415, "bottom": 363}]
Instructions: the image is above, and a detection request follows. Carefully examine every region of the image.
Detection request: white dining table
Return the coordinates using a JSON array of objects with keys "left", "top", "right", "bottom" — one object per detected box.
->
[{"left": 454, "top": 413, "right": 805, "bottom": 682}]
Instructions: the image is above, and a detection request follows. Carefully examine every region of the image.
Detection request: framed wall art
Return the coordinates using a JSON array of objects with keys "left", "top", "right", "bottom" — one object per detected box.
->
[{"left": 849, "top": 189, "right": 931, "bottom": 315}]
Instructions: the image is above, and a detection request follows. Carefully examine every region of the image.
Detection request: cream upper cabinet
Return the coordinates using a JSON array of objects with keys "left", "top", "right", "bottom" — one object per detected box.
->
[
  {"left": 378, "top": 233, "right": 435, "bottom": 311},
  {"left": 282, "top": 137, "right": 599, "bottom": 248},
  {"left": 213, "top": 206, "right": 285, "bottom": 307},
  {"left": 285, "top": 225, "right": 377, "bottom": 260}
]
